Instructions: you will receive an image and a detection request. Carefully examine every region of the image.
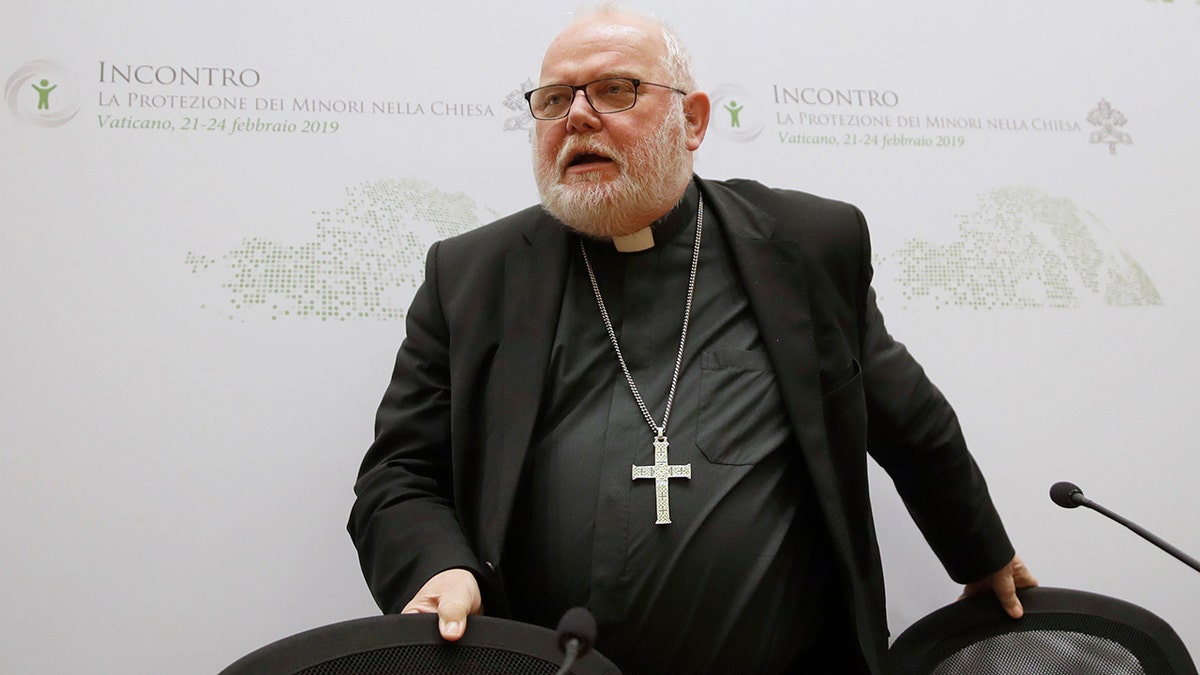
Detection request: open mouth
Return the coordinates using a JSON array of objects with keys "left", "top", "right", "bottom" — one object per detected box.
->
[{"left": 568, "top": 152, "right": 614, "bottom": 168}]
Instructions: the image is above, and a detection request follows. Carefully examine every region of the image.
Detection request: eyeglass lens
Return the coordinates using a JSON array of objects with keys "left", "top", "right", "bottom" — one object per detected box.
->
[{"left": 528, "top": 78, "right": 638, "bottom": 119}]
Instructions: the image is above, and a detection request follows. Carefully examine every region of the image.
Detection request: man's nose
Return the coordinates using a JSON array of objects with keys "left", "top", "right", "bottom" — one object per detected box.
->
[{"left": 565, "top": 88, "right": 601, "bottom": 132}]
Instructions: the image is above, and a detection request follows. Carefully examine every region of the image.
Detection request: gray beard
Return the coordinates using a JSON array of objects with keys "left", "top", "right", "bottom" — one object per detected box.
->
[{"left": 533, "top": 103, "right": 693, "bottom": 239}]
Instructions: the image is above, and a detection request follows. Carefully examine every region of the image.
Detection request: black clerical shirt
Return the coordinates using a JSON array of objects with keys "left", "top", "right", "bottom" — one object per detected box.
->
[{"left": 504, "top": 183, "right": 836, "bottom": 674}]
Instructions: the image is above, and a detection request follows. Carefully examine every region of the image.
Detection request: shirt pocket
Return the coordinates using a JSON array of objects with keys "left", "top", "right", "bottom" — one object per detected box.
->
[{"left": 695, "top": 349, "right": 793, "bottom": 465}]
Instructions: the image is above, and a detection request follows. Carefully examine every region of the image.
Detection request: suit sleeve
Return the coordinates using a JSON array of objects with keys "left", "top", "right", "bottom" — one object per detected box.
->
[
  {"left": 853, "top": 211, "right": 1016, "bottom": 583},
  {"left": 347, "top": 241, "right": 485, "bottom": 613}
]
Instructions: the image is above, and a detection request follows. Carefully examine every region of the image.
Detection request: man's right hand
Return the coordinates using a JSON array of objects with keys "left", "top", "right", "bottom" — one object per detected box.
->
[{"left": 401, "top": 568, "right": 483, "bottom": 641}]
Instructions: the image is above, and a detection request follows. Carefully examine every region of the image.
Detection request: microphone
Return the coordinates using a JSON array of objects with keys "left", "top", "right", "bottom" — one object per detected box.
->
[
  {"left": 1049, "top": 481, "right": 1200, "bottom": 573},
  {"left": 553, "top": 606, "right": 597, "bottom": 675},
  {"left": 1049, "top": 480, "right": 1086, "bottom": 508}
]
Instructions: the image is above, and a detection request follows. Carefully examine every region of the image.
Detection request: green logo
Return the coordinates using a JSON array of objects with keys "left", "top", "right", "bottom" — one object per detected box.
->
[
  {"left": 709, "top": 84, "right": 762, "bottom": 142},
  {"left": 723, "top": 100, "right": 745, "bottom": 128},
  {"left": 6, "top": 60, "right": 80, "bottom": 127},
  {"left": 32, "top": 79, "right": 57, "bottom": 110}
]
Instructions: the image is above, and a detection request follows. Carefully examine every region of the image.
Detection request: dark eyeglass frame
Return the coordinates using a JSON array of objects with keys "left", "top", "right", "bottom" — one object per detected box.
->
[{"left": 524, "top": 77, "right": 688, "bottom": 120}]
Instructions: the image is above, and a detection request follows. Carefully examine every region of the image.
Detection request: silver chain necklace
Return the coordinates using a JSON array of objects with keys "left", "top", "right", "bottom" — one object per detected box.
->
[{"left": 579, "top": 193, "right": 703, "bottom": 525}]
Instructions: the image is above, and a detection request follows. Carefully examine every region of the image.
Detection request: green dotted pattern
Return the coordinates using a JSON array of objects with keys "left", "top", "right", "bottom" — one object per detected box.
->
[
  {"left": 186, "top": 177, "right": 491, "bottom": 321},
  {"left": 878, "top": 186, "right": 1162, "bottom": 310}
]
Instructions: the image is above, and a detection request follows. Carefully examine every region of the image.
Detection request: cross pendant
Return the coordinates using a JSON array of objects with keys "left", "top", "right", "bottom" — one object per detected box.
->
[{"left": 631, "top": 436, "right": 691, "bottom": 525}]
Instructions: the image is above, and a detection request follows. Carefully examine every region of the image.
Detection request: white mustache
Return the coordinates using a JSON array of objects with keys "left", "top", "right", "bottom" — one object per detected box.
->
[{"left": 556, "top": 137, "right": 624, "bottom": 173}]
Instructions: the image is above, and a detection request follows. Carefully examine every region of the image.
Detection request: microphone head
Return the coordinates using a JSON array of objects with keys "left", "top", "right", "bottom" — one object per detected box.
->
[
  {"left": 556, "top": 606, "right": 597, "bottom": 655},
  {"left": 1050, "top": 481, "right": 1085, "bottom": 508}
]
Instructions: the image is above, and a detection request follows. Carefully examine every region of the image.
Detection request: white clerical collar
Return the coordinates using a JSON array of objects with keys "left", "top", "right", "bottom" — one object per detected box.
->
[
  {"left": 612, "top": 227, "right": 655, "bottom": 252},
  {"left": 608, "top": 180, "right": 699, "bottom": 253}
]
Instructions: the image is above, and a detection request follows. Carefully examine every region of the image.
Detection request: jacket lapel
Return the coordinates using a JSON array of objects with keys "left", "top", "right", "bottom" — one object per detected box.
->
[
  {"left": 705, "top": 180, "right": 884, "bottom": 666},
  {"left": 700, "top": 181, "right": 838, "bottom": 492},
  {"left": 478, "top": 219, "right": 571, "bottom": 565}
]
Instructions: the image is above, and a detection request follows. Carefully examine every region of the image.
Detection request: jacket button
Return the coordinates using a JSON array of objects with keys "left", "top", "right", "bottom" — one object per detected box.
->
[{"left": 484, "top": 560, "right": 496, "bottom": 572}]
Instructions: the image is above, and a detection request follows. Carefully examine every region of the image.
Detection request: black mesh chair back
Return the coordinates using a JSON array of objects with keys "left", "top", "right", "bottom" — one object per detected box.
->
[
  {"left": 219, "top": 614, "right": 621, "bottom": 675},
  {"left": 889, "top": 586, "right": 1197, "bottom": 675}
]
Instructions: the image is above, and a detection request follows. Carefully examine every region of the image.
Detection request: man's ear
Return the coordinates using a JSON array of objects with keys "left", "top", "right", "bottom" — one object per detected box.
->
[{"left": 682, "top": 91, "right": 710, "bottom": 150}]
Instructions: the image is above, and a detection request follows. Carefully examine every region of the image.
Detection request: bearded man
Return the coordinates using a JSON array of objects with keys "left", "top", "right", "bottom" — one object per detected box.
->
[{"left": 348, "top": 6, "right": 1036, "bottom": 674}]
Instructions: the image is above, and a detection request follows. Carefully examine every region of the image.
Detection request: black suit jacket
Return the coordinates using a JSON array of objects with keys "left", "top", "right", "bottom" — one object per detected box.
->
[{"left": 349, "top": 177, "right": 1014, "bottom": 673}]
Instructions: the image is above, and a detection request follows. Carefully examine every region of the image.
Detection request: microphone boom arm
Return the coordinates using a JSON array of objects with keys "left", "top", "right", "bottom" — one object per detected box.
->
[
  {"left": 1082, "top": 496, "right": 1200, "bottom": 574},
  {"left": 1051, "top": 481, "right": 1200, "bottom": 574}
]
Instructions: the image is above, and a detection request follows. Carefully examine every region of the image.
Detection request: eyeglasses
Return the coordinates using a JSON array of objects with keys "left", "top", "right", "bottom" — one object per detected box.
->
[{"left": 524, "top": 77, "right": 687, "bottom": 120}]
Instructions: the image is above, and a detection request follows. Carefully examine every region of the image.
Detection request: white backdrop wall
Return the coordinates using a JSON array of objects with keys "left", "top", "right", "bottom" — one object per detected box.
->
[{"left": 3, "top": 2, "right": 1199, "bottom": 673}]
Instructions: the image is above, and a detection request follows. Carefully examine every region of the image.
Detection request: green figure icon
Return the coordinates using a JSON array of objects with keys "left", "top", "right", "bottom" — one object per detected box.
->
[
  {"left": 724, "top": 100, "right": 744, "bottom": 128},
  {"left": 31, "top": 79, "right": 57, "bottom": 110}
]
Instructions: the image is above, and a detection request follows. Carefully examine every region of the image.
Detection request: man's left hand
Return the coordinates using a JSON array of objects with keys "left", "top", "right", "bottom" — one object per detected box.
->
[{"left": 958, "top": 553, "right": 1038, "bottom": 619}]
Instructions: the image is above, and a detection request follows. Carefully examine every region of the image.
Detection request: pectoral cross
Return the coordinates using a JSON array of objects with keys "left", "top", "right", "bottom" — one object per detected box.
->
[{"left": 632, "top": 435, "right": 691, "bottom": 525}]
